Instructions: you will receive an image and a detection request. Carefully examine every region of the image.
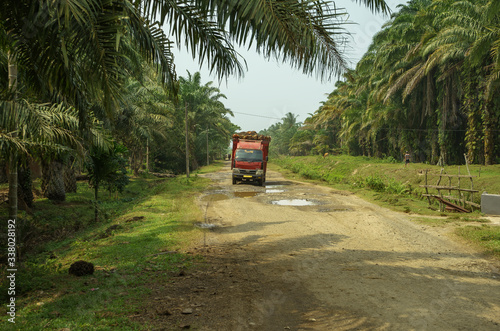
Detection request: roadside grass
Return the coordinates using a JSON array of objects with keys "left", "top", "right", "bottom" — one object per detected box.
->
[
  {"left": 0, "top": 164, "right": 224, "bottom": 330},
  {"left": 456, "top": 225, "right": 500, "bottom": 258},
  {"left": 410, "top": 216, "right": 490, "bottom": 227},
  {"left": 271, "top": 155, "right": 500, "bottom": 260},
  {"left": 193, "top": 160, "right": 226, "bottom": 174}
]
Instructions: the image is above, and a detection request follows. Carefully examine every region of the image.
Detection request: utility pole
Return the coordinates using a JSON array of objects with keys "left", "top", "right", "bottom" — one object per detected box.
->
[
  {"left": 206, "top": 128, "right": 209, "bottom": 166},
  {"left": 146, "top": 138, "right": 149, "bottom": 172},
  {"left": 185, "top": 102, "right": 190, "bottom": 178}
]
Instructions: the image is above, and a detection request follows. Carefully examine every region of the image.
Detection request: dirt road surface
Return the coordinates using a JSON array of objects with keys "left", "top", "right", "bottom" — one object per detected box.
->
[{"left": 146, "top": 164, "right": 500, "bottom": 330}]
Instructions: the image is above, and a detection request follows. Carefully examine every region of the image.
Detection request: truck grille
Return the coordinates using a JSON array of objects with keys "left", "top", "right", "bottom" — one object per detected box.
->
[{"left": 240, "top": 169, "right": 257, "bottom": 175}]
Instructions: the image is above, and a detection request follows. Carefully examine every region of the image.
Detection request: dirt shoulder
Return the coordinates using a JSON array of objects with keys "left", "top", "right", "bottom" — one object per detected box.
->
[{"left": 141, "top": 164, "right": 500, "bottom": 330}]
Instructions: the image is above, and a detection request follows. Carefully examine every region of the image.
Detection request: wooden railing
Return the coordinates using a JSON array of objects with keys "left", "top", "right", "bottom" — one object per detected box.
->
[{"left": 420, "top": 168, "right": 479, "bottom": 212}]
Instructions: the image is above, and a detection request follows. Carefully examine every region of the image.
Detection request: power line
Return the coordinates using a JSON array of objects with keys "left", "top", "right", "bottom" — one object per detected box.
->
[{"left": 232, "top": 111, "right": 282, "bottom": 120}]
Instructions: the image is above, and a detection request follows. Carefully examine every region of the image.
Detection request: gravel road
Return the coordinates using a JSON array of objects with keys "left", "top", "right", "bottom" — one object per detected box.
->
[{"left": 151, "top": 163, "right": 500, "bottom": 330}]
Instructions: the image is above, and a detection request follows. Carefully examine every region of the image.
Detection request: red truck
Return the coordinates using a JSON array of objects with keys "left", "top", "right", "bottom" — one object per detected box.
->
[{"left": 231, "top": 132, "right": 271, "bottom": 186}]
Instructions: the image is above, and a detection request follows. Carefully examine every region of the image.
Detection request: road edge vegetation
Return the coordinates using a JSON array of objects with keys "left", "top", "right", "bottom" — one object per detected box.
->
[{"left": 0, "top": 162, "right": 226, "bottom": 329}]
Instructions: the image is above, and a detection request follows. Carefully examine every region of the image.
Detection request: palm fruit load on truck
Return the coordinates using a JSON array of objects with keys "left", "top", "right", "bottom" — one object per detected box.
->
[
  {"left": 231, "top": 131, "right": 271, "bottom": 186},
  {"left": 232, "top": 131, "right": 272, "bottom": 141}
]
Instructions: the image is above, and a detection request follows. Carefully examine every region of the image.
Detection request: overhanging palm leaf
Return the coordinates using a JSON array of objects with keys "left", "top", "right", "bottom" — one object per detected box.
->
[
  {"left": 143, "top": 0, "right": 391, "bottom": 80},
  {"left": 201, "top": 0, "right": 349, "bottom": 79},
  {"left": 0, "top": 100, "right": 83, "bottom": 157},
  {"left": 1, "top": 0, "right": 176, "bottom": 118}
]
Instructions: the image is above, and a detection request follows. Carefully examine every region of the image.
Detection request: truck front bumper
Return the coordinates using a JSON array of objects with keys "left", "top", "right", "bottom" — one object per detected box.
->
[{"left": 232, "top": 174, "right": 263, "bottom": 182}]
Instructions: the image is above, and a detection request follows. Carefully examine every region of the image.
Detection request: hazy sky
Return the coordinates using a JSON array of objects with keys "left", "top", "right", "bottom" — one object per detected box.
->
[{"left": 172, "top": 1, "right": 407, "bottom": 132}]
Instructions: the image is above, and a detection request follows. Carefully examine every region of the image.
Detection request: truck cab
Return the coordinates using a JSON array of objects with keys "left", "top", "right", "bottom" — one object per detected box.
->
[{"left": 231, "top": 133, "right": 270, "bottom": 186}]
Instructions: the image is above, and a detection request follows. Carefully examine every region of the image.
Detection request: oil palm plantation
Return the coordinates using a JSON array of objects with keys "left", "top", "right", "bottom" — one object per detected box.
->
[
  {"left": 179, "top": 71, "right": 233, "bottom": 170},
  {"left": 1, "top": 0, "right": 175, "bottom": 219},
  {"left": 115, "top": 67, "right": 175, "bottom": 175},
  {"left": 1, "top": 0, "right": 391, "bottom": 220},
  {"left": 306, "top": 0, "right": 500, "bottom": 165}
]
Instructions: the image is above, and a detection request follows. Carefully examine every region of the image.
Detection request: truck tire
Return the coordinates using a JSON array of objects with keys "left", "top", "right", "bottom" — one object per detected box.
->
[
  {"left": 258, "top": 179, "right": 263, "bottom": 186},
  {"left": 232, "top": 177, "right": 237, "bottom": 185}
]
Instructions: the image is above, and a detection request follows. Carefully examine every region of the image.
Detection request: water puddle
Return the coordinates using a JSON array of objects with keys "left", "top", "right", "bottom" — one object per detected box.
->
[
  {"left": 266, "top": 189, "right": 285, "bottom": 193},
  {"left": 194, "top": 223, "right": 219, "bottom": 229},
  {"left": 265, "top": 185, "right": 285, "bottom": 189},
  {"left": 234, "top": 191, "right": 259, "bottom": 198},
  {"left": 201, "top": 193, "right": 229, "bottom": 201},
  {"left": 271, "top": 199, "right": 317, "bottom": 206}
]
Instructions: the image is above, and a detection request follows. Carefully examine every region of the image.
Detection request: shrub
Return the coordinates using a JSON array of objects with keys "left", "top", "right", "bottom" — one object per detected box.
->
[
  {"left": 382, "top": 156, "right": 398, "bottom": 163},
  {"left": 365, "top": 175, "right": 386, "bottom": 192},
  {"left": 386, "top": 179, "right": 408, "bottom": 195}
]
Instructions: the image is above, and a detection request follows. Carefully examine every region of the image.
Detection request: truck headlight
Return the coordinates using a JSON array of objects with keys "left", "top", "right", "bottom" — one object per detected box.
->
[
  {"left": 232, "top": 168, "right": 240, "bottom": 174},
  {"left": 256, "top": 169, "right": 263, "bottom": 175}
]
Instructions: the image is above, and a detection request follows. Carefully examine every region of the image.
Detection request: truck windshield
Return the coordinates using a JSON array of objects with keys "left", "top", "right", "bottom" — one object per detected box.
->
[{"left": 235, "top": 149, "right": 263, "bottom": 162}]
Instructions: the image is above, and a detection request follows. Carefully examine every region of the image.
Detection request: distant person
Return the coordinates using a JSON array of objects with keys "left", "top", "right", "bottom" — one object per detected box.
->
[{"left": 404, "top": 151, "right": 410, "bottom": 167}]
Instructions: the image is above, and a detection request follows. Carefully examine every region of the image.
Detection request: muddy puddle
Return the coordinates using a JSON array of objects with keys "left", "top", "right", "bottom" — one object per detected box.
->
[
  {"left": 234, "top": 191, "right": 259, "bottom": 198},
  {"left": 194, "top": 222, "right": 219, "bottom": 229},
  {"left": 201, "top": 193, "right": 229, "bottom": 202},
  {"left": 265, "top": 185, "right": 285, "bottom": 189},
  {"left": 265, "top": 189, "right": 285, "bottom": 193},
  {"left": 271, "top": 199, "right": 317, "bottom": 206},
  {"left": 264, "top": 184, "right": 286, "bottom": 194}
]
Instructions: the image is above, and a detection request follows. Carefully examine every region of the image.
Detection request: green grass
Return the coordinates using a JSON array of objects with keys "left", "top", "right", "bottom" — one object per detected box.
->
[
  {"left": 0, "top": 164, "right": 224, "bottom": 330},
  {"left": 271, "top": 155, "right": 500, "bottom": 259},
  {"left": 193, "top": 160, "right": 226, "bottom": 174},
  {"left": 456, "top": 225, "right": 500, "bottom": 258},
  {"left": 410, "top": 216, "right": 490, "bottom": 227}
]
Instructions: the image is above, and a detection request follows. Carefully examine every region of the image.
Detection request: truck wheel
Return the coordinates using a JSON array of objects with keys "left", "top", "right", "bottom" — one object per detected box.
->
[
  {"left": 232, "top": 178, "right": 237, "bottom": 185},
  {"left": 258, "top": 179, "right": 263, "bottom": 186}
]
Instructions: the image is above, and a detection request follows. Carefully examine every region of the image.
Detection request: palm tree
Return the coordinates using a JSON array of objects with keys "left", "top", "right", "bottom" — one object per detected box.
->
[
  {"left": 0, "top": 101, "right": 85, "bottom": 207},
  {"left": 114, "top": 67, "right": 175, "bottom": 175},
  {"left": 457, "top": 0, "right": 500, "bottom": 164},
  {"left": 179, "top": 71, "right": 233, "bottom": 170},
  {"left": 1, "top": 0, "right": 175, "bottom": 219}
]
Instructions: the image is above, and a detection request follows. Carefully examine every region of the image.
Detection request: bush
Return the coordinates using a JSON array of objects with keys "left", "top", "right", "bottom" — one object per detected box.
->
[
  {"left": 365, "top": 175, "right": 386, "bottom": 192},
  {"left": 382, "top": 156, "right": 398, "bottom": 163},
  {"left": 386, "top": 179, "right": 408, "bottom": 195}
]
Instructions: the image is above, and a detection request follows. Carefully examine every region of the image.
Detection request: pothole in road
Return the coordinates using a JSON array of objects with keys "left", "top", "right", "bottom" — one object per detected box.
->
[
  {"left": 265, "top": 185, "right": 285, "bottom": 189},
  {"left": 194, "top": 222, "right": 220, "bottom": 229},
  {"left": 201, "top": 194, "right": 229, "bottom": 201},
  {"left": 234, "top": 191, "right": 259, "bottom": 198},
  {"left": 266, "top": 189, "right": 285, "bottom": 193},
  {"left": 264, "top": 185, "right": 286, "bottom": 193},
  {"left": 270, "top": 199, "right": 317, "bottom": 206}
]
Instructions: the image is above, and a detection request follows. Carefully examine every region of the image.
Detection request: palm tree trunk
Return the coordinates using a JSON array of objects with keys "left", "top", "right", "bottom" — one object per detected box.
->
[
  {"left": 7, "top": 51, "right": 18, "bottom": 220},
  {"left": 146, "top": 138, "right": 149, "bottom": 172},
  {"left": 8, "top": 153, "right": 18, "bottom": 219},
  {"left": 131, "top": 149, "right": 142, "bottom": 176},
  {"left": 63, "top": 162, "right": 77, "bottom": 193},
  {"left": 0, "top": 161, "right": 7, "bottom": 183},
  {"left": 18, "top": 163, "right": 34, "bottom": 210},
  {"left": 94, "top": 184, "right": 99, "bottom": 222},
  {"left": 484, "top": 103, "right": 494, "bottom": 165},
  {"left": 44, "top": 161, "right": 66, "bottom": 202}
]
